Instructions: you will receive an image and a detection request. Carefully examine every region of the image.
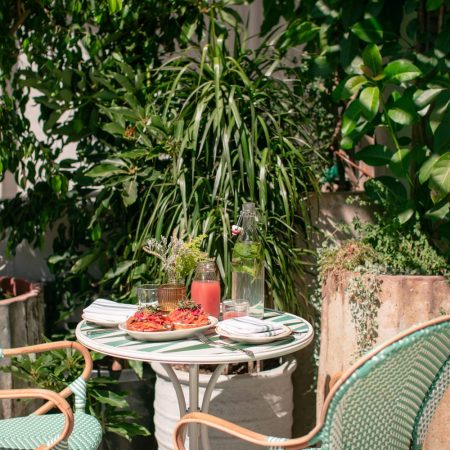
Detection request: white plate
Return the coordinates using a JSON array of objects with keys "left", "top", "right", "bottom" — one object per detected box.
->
[
  {"left": 215, "top": 324, "right": 292, "bottom": 344},
  {"left": 82, "top": 314, "right": 131, "bottom": 327},
  {"left": 119, "top": 316, "right": 219, "bottom": 341}
]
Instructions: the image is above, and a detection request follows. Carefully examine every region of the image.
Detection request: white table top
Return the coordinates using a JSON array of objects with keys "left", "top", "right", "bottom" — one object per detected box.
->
[{"left": 75, "top": 309, "right": 314, "bottom": 365}]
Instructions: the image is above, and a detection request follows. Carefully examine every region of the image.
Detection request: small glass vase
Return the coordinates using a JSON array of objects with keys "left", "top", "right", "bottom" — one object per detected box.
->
[{"left": 157, "top": 282, "right": 186, "bottom": 313}]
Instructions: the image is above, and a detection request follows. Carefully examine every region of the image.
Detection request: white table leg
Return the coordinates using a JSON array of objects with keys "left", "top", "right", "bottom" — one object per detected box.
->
[
  {"left": 188, "top": 365, "right": 200, "bottom": 450},
  {"left": 160, "top": 362, "right": 227, "bottom": 450},
  {"left": 200, "top": 363, "right": 227, "bottom": 450},
  {"left": 161, "top": 363, "right": 186, "bottom": 416}
]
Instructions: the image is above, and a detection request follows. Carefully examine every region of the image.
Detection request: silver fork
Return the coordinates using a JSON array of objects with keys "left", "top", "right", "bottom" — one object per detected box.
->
[{"left": 196, "top": 334, "right": 255, "bottom": 359}]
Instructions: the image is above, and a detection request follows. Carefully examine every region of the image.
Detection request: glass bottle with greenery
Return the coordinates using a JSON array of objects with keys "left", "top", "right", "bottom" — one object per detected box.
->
[{"left": 232, "top": 202, "right": 265, "bottom": 319}]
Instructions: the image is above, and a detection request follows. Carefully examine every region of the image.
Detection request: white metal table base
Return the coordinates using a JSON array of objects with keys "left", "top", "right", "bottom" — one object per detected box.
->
[{"left": 161, "top": 363, "right": 227, "bottom": 450}]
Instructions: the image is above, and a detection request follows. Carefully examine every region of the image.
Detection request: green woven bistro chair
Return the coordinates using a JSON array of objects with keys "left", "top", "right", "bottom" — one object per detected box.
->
[
  {"left": 173, "top": 315, "right": 450, "bottom": 450},
  {"left": 0, "top": 341, "right": 102, "bottom": 450}
]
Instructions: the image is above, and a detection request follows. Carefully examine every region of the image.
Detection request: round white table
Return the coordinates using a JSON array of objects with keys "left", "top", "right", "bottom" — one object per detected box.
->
[{"left": 76, "top": 309, "right": 314, "bottom": 450}]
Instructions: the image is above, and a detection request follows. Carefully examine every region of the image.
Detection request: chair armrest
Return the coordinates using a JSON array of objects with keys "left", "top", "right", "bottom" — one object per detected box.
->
[
  {"left": 2, "top": 341, "right": 92, "bottom": 415},
  {"left": 0, "top": 388, "right": 74, "bottom": 450},
  {"left": 329, "top": 371, "right": 343, "bottom": 391},
  {"left": 173, "top": 412, "right": 314, "bottom": 450}
]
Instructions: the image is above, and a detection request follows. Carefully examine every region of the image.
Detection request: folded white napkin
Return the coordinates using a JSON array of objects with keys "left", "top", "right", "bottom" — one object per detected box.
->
[
  {"left": 82, "top": 298, "right": 137, "bottom": 323},
  {"left": 218, "top": 316, "right": 285, "bottom": 337}
]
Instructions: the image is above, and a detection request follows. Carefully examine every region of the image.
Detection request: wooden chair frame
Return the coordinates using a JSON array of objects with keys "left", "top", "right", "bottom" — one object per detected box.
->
[
  {"left": 173, "top": 315, "right": 450, "bottom": 450},
  {"left": 0, "top": 341, "right": 93, "bottom": 450}
]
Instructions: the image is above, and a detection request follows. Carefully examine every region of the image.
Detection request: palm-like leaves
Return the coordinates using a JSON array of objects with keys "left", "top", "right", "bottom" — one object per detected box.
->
[{"left": 91, "top": 30, "right": 317, "bottom": 315}]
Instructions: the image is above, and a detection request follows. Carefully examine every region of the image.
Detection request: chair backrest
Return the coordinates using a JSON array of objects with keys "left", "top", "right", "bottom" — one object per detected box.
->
[
  {"left": 412, "top": 353, "right": 450, "bottom": 449},
  {"left": 315, "top": 316, "right": 450, "bottom": 450}
]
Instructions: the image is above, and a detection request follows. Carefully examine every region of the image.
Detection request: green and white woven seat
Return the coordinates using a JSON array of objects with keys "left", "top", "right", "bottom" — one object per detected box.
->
[
  {"left": 0, "top": 341, "right": 102, "bottom": 450},
  {"left": 173, "top": 315, "right": 450, "bottom": 449},
  {"left": 0, "top": 411, "right": 102, "bottom": 450}
]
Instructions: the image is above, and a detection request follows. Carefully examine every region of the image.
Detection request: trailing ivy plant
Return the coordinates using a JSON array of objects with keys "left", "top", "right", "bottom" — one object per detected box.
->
[
  {"left": 317, "top": 207, "right": 449, "bottom": 356},
  {"left": 346, "top": 273, "right": 381, "bottom": 358}
]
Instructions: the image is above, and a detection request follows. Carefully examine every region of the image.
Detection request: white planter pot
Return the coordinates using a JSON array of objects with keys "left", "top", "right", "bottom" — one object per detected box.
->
[{"left": 151, "top": 358, "right": 297, "bottom": 450}]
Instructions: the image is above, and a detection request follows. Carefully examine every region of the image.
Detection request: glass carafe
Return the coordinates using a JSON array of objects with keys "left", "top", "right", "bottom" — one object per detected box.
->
[{"left": 231, "top": 202, "right": 265, "bottom": 318}]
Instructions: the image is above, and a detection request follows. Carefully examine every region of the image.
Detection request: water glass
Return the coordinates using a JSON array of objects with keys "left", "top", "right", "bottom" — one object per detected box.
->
[
  {"left": 136, "top": 284, "right": 159, "bottom": 309},
  {"left": 222, "top": 299, "right": 249, "bottom": 320}
]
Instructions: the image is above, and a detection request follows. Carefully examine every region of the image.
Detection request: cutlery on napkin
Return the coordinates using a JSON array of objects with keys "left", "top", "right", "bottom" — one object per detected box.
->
[
  {"left": 217, "top": 316, "right": 286, "bottom": 337},
  {"left": 82, "top": 298, "right": 137, "bottom": 323}
]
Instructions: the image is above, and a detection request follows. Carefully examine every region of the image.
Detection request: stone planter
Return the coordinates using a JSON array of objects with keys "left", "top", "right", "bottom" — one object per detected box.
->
[
  {"left": 318, "top": 271, "right": 450, "bottom": 450},
  {"left": 0, "top": 276, "right": 44, "bottom": 418},
  {"left": 152, "top": 358, "right": 297, "bottom": 450}
]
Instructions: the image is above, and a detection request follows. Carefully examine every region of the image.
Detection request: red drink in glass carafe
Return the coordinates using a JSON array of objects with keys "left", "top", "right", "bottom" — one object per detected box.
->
[{"left": 191, "top": 260, "right": 221, "bottom": 318}]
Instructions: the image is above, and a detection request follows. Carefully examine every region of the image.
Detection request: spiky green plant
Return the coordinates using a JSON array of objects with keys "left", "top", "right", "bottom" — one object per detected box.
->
[{"left": 88, "top": 24, "right": 318, "bottom": 315}]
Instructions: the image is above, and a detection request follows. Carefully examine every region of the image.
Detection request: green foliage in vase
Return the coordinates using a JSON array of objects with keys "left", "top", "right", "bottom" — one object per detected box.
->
[
  {"left": 0, "top": 345, "right": 150, "bottom": 443},
  {"left": 142, "top": 234, "right": 207, "bottom": 282},
  {"left": 231, "top": 241, "right": 264, "bottom": 278}
]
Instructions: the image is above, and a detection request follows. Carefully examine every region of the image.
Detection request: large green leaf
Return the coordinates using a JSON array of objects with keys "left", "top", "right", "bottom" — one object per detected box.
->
[
  {"left": 424, "top": 201, "right": 449, "bottom": 220},
  {"left": 426, "top": 0, "right": 444, "bottom": 11},
  {"left": 413, "top": 88, "right": 445, "bottom": 108},
  {"left": 103, "top": 122, "right": 125, "bottom": 136},
  {"left": 355, "top": 144, "right": 392, "bottom": 166},
  {"left": 70, "top": 251, "right": 99, "bottom": 274},
  {"left": 359, "top": 86, "right": 380, "bottom": 120},
  {"left": 94, "top": 390, "right": 128, "bottom": 408},
  {"left": 433, "top": 117, "right": 450, "bottom": 153},
  {"left": 102, "top": 260, "right": 135, "bottom": 281},
  {"left": 389, "top": 148, "right": 412, "bottom": 178},
  {"left": 429, "top": 152, "right": 450, "bottom": 194},
  {"left": 418, "top": 154, "right": 440, "bottom": 184},
  {"left": 397, "top": 207, "right": 415, "bottom": 224},
  {"left": 350, "top": 18, "right": 383, "bottom": 43},
  {"left": 384, "top": 60, "right": 421, "bottom": 83},
  {"left": 387, "top": 96, "right": 419, "bottom": 125},
  {"left": 362, "top": 44, "right": 382, "bottom": 76},
  {"left": 85, "top": 163, "right": 127, "bottom": 178},
  {"left": 333, "top": 75, "right": 367, "bottom": 101},
  {"left": 280, "top": 21, "right": 319, "bottom": 50},
  {"left": 122, "top": 179, "right": 138, "bottom": 206},
  {"left": 371, "top": 176, "right": 408, "bottom": 200},
  {"left": 107, "top": 106, "right": 141, "bottom": 121},
  {"left": 342, "top": 100, "right": 363, "bottom": 136}
]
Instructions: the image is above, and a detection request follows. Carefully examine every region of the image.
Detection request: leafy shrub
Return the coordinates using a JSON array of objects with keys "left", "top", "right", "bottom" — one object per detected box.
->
[
  {"left": 265, "top": 1, "right": 450, "bottom": 259},
  {"left": 0, "top": 4, "right": 320, "bottom": 321},
  {"left": 85, "top": 26, "right": 318, "bottom": 314},
  {"left": 0, "top": 345, "right": 150, "bottom": 442}
]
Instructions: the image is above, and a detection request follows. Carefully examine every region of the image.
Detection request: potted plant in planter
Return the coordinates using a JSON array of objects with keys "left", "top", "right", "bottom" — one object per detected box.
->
[
  {"left": 151, "top": 357, "right": 297, "bottom": 450},
  {"left": 316, "top": 205, "right": 450, "bottom": 449}
]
